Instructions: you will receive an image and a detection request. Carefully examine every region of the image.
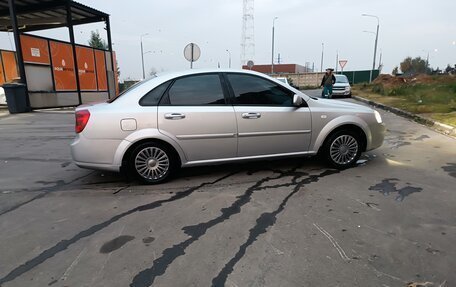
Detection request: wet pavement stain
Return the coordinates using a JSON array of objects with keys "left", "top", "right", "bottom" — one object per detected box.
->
[
  {"left": 0, "top": 172, "right": 97, "bottom": 217},
  {"left": 441, "top": 163, "right": 456, "bottom": 178},
  {"left": 211, "top": 170, "right": 339, "bottom": 287},
  {"left": 414, "top": 135, "right": 430, "bottom": 141},
  {"left": 394, "top": 142, "right": 411, "bottom": 149},
  {"left": 395, "top": 186, "right": 422, "bottom": 202},
  {"left": 369, "top": 179, "right": 422, "bottom": 202},
  {"left": 60, "top": 161, "right": 71, "bottom": 168},
  {"left": 142, "top": 237, "right": 155, "bottom": 244},
  {"left": 100, "top": 235, "right": 135, "bottom": 254},
  {"left": 387, "top": 129, "right": 408, "bottom": 135},
  {"left": 0, "top": 172, "right": 237, "bottom": 286},
  {"left": 384, "top": 129, "right": 419, "bottom": 149},
  {"left": 369, "top": 178, "right": 399, "bottom": 196},
  {"left": 129, "top": 170, "right": 287, "bottom": 287},
  {"left": 129, "top": 168, "right": 339, "bottom": 287}
]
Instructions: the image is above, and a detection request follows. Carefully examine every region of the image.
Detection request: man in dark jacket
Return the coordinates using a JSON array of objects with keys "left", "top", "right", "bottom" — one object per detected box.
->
[{"left": 320, "top": 68, "right": 336, "bottom": 98}]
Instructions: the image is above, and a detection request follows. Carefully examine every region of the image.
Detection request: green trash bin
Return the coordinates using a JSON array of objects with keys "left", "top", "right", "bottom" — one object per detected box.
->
[{"left": 2, "top": 83, "right": 30, "bottom": 114}]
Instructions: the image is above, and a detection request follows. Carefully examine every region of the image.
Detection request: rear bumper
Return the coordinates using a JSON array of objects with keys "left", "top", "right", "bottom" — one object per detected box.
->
[
  {"left": 71, "top": 133, "right": 122, "bottom": 172},
  {"left": 73, "top": 161, "right": 120, "bottom": 172}
]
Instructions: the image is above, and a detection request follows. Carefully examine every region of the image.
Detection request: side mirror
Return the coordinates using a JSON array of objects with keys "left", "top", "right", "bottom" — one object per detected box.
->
[{"left": 293, "top": 94, "right": 303, "bottom": 106}]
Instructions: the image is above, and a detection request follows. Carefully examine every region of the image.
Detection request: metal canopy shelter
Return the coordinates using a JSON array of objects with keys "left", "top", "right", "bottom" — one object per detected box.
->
[{"left": 0, "top": 0, "right": 114, "bottom": 108}]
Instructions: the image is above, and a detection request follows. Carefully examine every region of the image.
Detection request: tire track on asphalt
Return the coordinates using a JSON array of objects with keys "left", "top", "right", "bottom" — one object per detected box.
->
[
  {"left": 211, "top": 170, "right": 339, "bottom": 286},
  {"left": 129, "top": 167, "right": 338, "bottom": 287},
  {"left": 0, "top": 172, "right": 236, "bottom": 285}
]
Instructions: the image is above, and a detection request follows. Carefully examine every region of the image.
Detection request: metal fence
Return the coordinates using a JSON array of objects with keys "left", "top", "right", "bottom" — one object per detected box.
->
[{"left": 338, "top": 70, "right": 380, "bottom": 84}]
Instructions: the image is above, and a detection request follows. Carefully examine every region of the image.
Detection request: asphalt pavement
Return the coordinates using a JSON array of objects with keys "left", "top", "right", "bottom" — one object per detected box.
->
[{"left": 0, "top": 95, "right": 455, "bottom": 287}]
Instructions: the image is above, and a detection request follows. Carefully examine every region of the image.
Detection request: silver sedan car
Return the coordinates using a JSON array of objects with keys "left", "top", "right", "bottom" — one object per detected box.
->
[{"left": 71, "top": 69, "right": 385, "bottom": 184}]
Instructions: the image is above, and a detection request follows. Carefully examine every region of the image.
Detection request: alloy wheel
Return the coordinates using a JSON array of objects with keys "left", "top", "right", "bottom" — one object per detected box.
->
[
  {"left": 134, "top": 146, "right": 170, "bottom": 180},
  {"left": 329, "top": 134, "right": 359, "bottom": 165}
]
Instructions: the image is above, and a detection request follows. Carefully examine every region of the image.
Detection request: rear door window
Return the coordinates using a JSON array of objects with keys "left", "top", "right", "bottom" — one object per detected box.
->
[{"left": 165, "top": 74, "right": 226, "bottom": 105}]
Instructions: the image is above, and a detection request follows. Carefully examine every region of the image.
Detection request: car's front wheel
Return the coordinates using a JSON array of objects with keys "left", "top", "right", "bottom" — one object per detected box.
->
[
  {"left": 323, "top": 130, "right": 362, "bottom": 169},
  {"left": 129, "top": 142, "right": 176, "bottom": 184}
]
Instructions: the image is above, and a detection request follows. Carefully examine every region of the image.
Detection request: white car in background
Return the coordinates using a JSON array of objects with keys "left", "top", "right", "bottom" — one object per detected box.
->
[
  {"left": 332, "top": 74, "right": 352, "bottom": 97},
  {"left": 0, "top": 87, "right": 6, "bottom": 105}
]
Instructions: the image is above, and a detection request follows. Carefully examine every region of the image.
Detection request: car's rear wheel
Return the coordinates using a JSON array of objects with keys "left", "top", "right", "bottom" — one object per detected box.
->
[
  {"left": 323, "top": 130, "right": 362, "bottom": 169},
  {"left": 129, "top": 142, "right": 176, "bottom": 184}
]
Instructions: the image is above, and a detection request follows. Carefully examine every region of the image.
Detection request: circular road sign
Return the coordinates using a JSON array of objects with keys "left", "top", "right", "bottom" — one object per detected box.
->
[
  {"left": 183, "top": 43, "right": 201, "bottom": 63},
  {"left": 247, "top": 60, "right": 254, "bottom": 69}
]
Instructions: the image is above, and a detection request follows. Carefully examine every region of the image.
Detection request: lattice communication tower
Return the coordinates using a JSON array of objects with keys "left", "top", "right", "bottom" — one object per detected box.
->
[{"left": 241, "top": 0, "right": 254, "bottom": 65}]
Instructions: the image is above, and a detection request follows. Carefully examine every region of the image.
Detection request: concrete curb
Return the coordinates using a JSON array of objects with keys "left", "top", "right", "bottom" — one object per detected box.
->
[
  {"left": 352, "top": 95, "right": 456, "bottom": 137},
  {"left": 0, "top": 106, "right": 9, "bottom": 119}
]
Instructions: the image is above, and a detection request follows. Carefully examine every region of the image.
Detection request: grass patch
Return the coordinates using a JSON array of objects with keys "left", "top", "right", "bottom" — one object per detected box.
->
[
  {"left": 353, "top": 81, "right": 456, "bottom": 127},
  {"left": 428, "top": 113, "right": 456, "bottom": 127}
]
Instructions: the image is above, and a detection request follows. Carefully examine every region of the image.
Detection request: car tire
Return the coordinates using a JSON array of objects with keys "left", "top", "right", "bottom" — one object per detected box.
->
[
  {"left": 129, "top": 142, "right": 176, "bottom": 184},
  {"left": 323, "top": 130, "right": 362, "bottom": 169}
]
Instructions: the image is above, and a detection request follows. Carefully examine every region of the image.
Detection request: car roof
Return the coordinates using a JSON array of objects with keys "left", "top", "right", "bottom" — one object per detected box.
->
[{"left": 154, "top": 68, "right": 270, "bottom": 82}]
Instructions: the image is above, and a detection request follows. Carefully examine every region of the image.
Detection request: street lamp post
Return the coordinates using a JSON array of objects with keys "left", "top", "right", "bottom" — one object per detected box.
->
[
  {"left": 271, "top": 17, "right": 278, "bottom": 74},
  {"left": 143, "top": 50, "right": 152, "bottom": 77},
  {"left": 422, "top": 50, "right": 430, "bottom": 71},
  {"left": 140, "top": 33, "right": 149, "bottom": 80},
  {"left": 320, "top": 42, "right": 324, "bottom": 72},
  {"left": 363, "top": 30, "right": 376, "bottom": 81},
  {"left": 226, "top": 49, "right": 231, "bottom": 68},
  {"left": 362, "top": 14, "right": 380, "bottom": 82},
  {"left": 335, "top": 50, "right": 339, "bottom": 73}
]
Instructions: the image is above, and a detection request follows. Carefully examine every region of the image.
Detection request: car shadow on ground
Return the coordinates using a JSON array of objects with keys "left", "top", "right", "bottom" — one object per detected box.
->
[{"left": 71, "top": 156, "right": 330, "bottom": 189}]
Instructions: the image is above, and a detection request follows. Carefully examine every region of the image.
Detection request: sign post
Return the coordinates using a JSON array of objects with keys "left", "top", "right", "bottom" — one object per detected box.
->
[
  {"left": 339, "top": 60, "right": 348, "bottom": 72},
  {"left": 183, "top": 43, "right": 201, "bottom": 69}
]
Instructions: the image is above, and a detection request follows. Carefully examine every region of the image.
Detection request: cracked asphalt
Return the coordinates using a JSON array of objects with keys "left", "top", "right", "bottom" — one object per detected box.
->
[{"left": 0, "top": 97, "right": 455, "bottom": 287}]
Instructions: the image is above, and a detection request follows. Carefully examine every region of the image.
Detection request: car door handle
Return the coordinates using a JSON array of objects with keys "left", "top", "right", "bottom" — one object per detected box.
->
[
  {"left": 164, "top": 113, "right": 186, "bottom": 120},
  {"left": 242, "top": 112, "right": 261, "bottom": 119}
]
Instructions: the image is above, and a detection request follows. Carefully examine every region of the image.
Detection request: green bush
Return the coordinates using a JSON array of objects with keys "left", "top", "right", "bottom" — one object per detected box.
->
[
  {"left": 449, "top": 83, "right": 456, "bottom": 94},
  {"left": 388, "top": 86, "right": 408, "bottom": 96},
  {"left": 371, "top": 84, "right": 385, "bottom": 95}
]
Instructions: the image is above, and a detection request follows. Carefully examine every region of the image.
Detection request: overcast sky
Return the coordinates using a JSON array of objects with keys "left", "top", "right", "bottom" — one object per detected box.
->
[{"left": 0, "top": 0, "right": 455, "bottom": 81}]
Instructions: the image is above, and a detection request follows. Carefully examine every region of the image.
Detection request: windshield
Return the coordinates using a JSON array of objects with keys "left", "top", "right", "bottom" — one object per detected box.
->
[{"left": 335, "top": 75, "right": 349, "bottom": 83}]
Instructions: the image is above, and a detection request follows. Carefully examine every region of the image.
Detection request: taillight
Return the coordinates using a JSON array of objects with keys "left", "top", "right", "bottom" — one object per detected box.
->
[{"left": 75, "top": 109, "right": 90, "bottom": 133}]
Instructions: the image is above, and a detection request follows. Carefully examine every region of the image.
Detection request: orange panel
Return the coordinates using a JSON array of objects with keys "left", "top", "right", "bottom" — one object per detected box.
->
[
  {"left": 94, "top": 49, "right": 107, "bottom": 91},
  {"left": 0, "top": 55, "right": 5, "bottom": 85},
  {"left": 1, "top": 51, "right": 19, "bottom": 82},
  {"left": 50, "top": 41, "right": 76, "bottom": 91},
  {"left": 76, "top": 46, "right": 97, "bottom": 91},
  {"left": 20, "top": 35, "right": 50, "bottom": 65}
]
